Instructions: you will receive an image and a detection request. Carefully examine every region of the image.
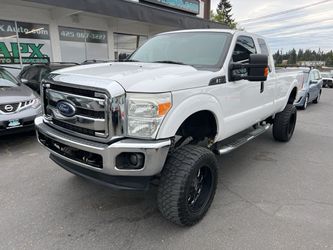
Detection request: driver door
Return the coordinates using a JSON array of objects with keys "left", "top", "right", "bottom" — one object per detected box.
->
[{"left": 221, "top": 35, "right": 265, "bottom": 136}]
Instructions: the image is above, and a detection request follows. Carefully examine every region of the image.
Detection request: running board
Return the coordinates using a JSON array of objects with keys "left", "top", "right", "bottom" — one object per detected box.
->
[{"left": 216, "top": 124, "right": 271, "bottom": 155}]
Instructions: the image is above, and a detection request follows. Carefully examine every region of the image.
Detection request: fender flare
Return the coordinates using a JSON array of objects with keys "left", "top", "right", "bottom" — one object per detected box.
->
[
  {"left": 280, "top": 79, "right": 299, "bottom": 112},
  {"left": 157, "top": 94, "right": 224, "bottom": 141}
]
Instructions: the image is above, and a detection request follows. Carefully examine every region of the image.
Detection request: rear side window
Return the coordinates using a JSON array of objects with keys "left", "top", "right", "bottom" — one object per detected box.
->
[
  {"left": 258, "top": 38, "right": 269, "bottom": 55},
  {"left": 232, "top": 36, "right": 256, "bottom": 63}
]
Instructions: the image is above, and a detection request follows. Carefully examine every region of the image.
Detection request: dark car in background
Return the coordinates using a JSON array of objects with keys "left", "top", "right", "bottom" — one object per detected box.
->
[
  {"left": 294, "top": 68, "right": 323, "bottom": 110},
  {"left": 0, "top": 67, "right": 41, "bottom": 135},
  {"left": 18, "top": 62, "right": 78, "bottom": 94}
]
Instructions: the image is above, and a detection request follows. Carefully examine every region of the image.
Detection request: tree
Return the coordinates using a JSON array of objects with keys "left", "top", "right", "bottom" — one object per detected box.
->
[
  {"left": 297, "top": 49, "right": 304, "bottom": 61},
  {"left": 289, "top": 49, "right": 297, "bottom": 64},
  {"left": 211, "top": 0, "right": 237, "bottom": 29},
  {"left": 273, "top": 50, "right": 282, "bottom": 64}
]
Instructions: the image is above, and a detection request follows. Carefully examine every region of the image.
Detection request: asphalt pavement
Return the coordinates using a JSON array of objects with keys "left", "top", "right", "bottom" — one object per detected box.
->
[{"left": 1, "top": 89, "right": 333, "bottom": 250}]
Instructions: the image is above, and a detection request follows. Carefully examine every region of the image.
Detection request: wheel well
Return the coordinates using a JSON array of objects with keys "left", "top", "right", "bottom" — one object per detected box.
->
[
  {"left": 288, "top": 87, "right": 298, "bottom": 104},
  {"left": 176, "top": 111, "right": 217, "bottom": 141}
]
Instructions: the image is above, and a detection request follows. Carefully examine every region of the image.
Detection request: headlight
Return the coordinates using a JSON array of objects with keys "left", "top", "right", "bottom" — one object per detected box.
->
[
  {"left": 31, "top": 98, "right": 41, "bottom": 109},
  {"left": 20, "top": 98, "right": 41, "bottom": 110},
  {"left": 127, "top": 92, "right": 172, "bottom": 138}
]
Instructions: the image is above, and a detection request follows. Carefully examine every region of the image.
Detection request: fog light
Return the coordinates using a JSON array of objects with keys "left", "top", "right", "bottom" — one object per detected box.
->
[
  {"left": 130, "top": 154, "right": 138, "bottom": 166},
  {"left": 116, "top": 152, "right": 145, "bottom": 170}
]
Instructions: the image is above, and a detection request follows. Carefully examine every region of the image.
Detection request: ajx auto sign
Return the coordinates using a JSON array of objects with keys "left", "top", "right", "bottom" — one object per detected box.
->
[{"left": 0, "top": 20, "right": 51, "bottom": 64}]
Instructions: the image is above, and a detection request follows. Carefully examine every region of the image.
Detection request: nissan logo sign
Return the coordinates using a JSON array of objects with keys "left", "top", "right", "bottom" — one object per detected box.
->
[
  {"left": 4, "top": 105, "right": 14, "bottom": 112},
  {"left": 56, "top": 100, "right": 76, "bottom": 117}
]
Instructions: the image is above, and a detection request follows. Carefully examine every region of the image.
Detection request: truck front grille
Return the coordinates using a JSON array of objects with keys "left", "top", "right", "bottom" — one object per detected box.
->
[{"left": 43, "top": 82, "right": 110, "bottom": 140}]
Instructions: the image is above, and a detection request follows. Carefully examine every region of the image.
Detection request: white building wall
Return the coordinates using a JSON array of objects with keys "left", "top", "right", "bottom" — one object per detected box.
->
[{"left": 0, "top": 1, "right": 180, "bottom": 63}]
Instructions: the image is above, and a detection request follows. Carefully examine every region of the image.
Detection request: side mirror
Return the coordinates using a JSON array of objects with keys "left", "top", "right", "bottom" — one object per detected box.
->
[
  {"left": 310, "top": 80, "right": 318, "bottom": 85},
  {"left": 118, "top": 53, "right": 129, "bottom": 62},
  {"left": 230, "top": 54, "right": 269, "bottom": 82}
]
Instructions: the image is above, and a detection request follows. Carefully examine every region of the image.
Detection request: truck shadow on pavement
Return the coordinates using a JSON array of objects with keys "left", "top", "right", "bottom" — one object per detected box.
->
[{"left": 49, "top": 130, "right": 276, "bottom": 233}]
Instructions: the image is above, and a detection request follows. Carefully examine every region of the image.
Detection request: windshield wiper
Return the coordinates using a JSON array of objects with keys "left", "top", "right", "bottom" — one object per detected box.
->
[{"left": 152, "top": 60, "right": 186, "bottom": 65}]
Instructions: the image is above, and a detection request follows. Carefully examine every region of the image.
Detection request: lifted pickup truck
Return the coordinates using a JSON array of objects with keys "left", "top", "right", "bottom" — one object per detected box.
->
[{"left": 35, "top": 29, "right": 299, "bottom": 226}]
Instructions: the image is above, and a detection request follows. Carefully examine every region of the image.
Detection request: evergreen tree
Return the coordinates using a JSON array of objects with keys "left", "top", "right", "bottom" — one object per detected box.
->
[
  {"left": 289, "top": 49, "right": 297, "bottom": 64},
  {"left": 297, "top": 49, "right": 304, "bottom": 61},
  {"left": 273, "top": 48, "right": 333, "bottom": 67},
  {"left": 211, "top": 0, "right": 237, "bottom": 29}
]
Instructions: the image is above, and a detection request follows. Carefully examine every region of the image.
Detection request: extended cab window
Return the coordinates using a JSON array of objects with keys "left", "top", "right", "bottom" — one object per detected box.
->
[
  {"left": 258, "top": 38, "right": 273, "bottom": 72},
  {"left": 232, "top": 36, "right": 256, "bottom": 63},
  {"left": 258, "top": 38, "right": 269, "bottom": 55}
]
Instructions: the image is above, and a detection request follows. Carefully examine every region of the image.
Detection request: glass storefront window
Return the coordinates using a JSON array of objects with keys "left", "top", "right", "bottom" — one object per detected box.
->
[
  {"left": 0, "top": 19, "right": 52, "bottom": 74},
  {"left": 59, "top": 26, "right": 108, "bottom": 63},
  {"left": 114, "top": 33, "right": 148, "bottom": 60}
]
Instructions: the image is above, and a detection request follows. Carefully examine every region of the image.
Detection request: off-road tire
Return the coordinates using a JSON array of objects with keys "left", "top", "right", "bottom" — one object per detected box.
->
[
  {"left": 273, "top": 104, "right": 297, "bottom": 142},
  {"left": 313, "top": 91, "right": 321, "bottom": 104},
  {"left": 157, "top": 145, "right": 217, "bottom": 226}
]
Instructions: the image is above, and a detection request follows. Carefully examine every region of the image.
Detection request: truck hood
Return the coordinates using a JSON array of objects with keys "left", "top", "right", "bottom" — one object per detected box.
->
[
  {"left": 54, "top": 62, "right": 216, "bottom": 92},
  {"left": 0, "top": 84, "right": 36, "bottom": 104}
]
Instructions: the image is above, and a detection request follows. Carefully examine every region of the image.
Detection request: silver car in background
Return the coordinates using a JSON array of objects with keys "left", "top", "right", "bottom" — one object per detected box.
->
[
  {"left": 294, "top": 69, "right": 323, "bottom": 110},
  {"left": 0, "top": 67, "right": 41, "bottom": 135}
]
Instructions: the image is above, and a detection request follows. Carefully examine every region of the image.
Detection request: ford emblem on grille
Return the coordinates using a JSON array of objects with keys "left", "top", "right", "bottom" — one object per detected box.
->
[{"left": 56, "top": 100, "right": 76, "bottom": 117}]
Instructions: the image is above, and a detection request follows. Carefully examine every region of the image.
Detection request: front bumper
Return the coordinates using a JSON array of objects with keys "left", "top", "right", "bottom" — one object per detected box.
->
[
  {"left": 35, "top": 116, "right": 171, "bottom": 181},
  {"left": 0, "top": 106, "right": 41, "bottom": 135},
  {"left": 294, "top": 90, "right": 307, "bottom": 107}
]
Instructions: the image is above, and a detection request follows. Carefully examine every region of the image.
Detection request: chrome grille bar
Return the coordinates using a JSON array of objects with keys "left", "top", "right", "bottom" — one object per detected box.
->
[{"left": 43, "top": 82, "right": 109, "bottom": 139}]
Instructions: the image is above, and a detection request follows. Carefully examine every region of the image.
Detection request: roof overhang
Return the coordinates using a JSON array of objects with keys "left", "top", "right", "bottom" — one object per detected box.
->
[{"left": 22, "top": 0, "right": 227, "bottom": 29}]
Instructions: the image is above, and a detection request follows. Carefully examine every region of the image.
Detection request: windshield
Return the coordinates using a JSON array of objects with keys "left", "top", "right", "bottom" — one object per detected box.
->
[
  {"left": 129, "top": 32, "right": 232, "bottom": 70},
  {"left": 0, "top": 68, "right": 19, "bottom": 87}
]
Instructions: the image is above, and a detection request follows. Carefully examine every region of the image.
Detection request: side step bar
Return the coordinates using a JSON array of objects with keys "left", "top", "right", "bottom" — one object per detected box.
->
[{"left": 216, "top": 124, "right": 271, "bottom": 155}]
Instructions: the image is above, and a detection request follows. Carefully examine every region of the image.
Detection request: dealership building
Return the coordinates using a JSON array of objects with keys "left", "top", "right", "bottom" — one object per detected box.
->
[{"left": 0, "top": 0, "right": 225, "bottom": 73}]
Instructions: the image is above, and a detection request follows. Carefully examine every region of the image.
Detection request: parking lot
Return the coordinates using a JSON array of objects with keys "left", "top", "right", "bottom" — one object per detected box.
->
[{"left": 1, "top": 89, "right": 333, "bottom": 250}]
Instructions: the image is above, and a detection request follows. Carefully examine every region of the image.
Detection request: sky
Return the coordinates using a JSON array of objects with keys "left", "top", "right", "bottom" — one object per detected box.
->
[{"left": 211, "top": 0, "right": 333, "bottom": 53}]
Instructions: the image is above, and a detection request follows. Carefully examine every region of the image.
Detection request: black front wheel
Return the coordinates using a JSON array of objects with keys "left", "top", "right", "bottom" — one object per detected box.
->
[
  {"left": 157, "top": 145, "right": 217, "bottom": 226},
  {"left": 273, "top": 104, "right": 297, "bottom": 142}
]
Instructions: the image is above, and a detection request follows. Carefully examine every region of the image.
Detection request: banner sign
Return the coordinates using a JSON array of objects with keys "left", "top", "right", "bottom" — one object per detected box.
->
[
  {"left": 0, "top": 42, "right": 50, "bottom": 64},
  {"left": 0, "top": 20, "right": 51, "bottom": 64},
  {"left": 0, "top": 20, "right": 50, "bottom": 40},
  {"left": 0, "top": 56, "right": 50, "bottom": 64},
  {"left": 59, "top": 26, "right": 107, "bottom": 44},
  {"left": 142, "top": 0, "right": 200, "bottom": 14}
]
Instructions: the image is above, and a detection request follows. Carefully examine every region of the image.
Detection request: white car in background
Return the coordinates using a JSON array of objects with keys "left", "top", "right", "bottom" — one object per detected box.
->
[{"left": 321, "top": 72, "right": 333, "bottom": 88}]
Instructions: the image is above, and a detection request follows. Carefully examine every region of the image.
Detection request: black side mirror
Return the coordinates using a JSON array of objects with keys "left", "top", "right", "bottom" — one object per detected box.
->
[
  {"left": 230, "top": 54, "right": 269, "bottom": 82},
  {"left": 310, "top": 80, "right": 318, "bottom": 85},
  {"left": 118, "top": 53, "right": 129, "bottom": 62}
]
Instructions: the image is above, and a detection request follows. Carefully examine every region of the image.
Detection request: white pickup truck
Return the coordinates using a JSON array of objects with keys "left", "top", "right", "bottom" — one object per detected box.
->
[{"left": 35, "top": 29, "right": 299, "bottom": 226}]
